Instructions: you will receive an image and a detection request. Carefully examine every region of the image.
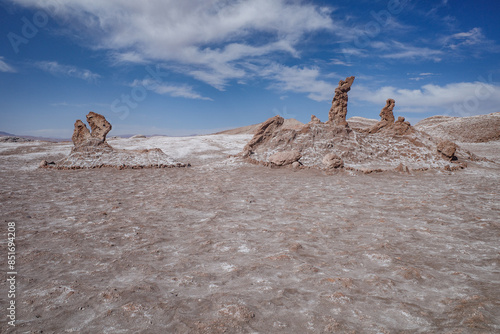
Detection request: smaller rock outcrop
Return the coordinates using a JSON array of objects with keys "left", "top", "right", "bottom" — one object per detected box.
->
[
  {"left": 327, "top": 76, "right": 355, "bottom": 127},
  {"left": 41, "top": 112, "right": 187, "bottom": 169},
  {"left": 243, "top": 115, "right": 284, "bottom": 155},
  {"left": 368, "top": 99, "right": 413, "bottom": 136},
  {"left": 269, "top": 151, "right": 302, "bottom": 166},
  {"left": 322, "top": 153, "right": 344, "bottom": 169},
  {"left": 391, "top": 116, "right": 412, "bottom": 136},
  {"left": 310, "top": 115, "right": 322, "bottom": 124},
  {"left": 369, "top": 99, "right": 396, "bottom": 133},
  {"left": 437, "top": 140, "right": 458, "bottom": 160}
]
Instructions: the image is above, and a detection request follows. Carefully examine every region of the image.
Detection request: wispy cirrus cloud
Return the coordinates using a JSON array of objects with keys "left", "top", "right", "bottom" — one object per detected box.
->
[
  {"left": 0, "top": 56, "right": 16, "bottom": 73},
  {"left": 377, "top": 41, "right": 444, "bottom": 62},
  {"left": 34, "top": 61, "right": 101, "bottom": 83},
  {"left": 130, "top": 79, "right": 212, "bottom": 101}
]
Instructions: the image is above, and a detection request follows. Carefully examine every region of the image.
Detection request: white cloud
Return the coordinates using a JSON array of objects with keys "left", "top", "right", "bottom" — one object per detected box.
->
[
  {"left": 331, "top": 58, "right": 352, "bottom": 67},
  {"left": 13, "top": 0, "right": 335, "bottom": 90},
  {"left": 34, "top": 61, "right": 101, "bottom": 82},
  {"left": 0, "top": 57, "right": 16, "bottom": 72},
  {"left": 262, "top": 64, "right": 336, "bottom": 102},
  {"left": 380, "top": 41, "right": 443, "bottom": 62},
  {"left": 352, "top": 81, "right": 500, "bottom": 115},
  {"left": 131, "top": 79, "right": 212, "bottom": 101}
]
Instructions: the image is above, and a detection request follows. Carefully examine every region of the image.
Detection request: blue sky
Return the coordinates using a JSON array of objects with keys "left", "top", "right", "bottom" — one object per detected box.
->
[{"left": 1, "top": 0, "right": 499, "bottom": 137}]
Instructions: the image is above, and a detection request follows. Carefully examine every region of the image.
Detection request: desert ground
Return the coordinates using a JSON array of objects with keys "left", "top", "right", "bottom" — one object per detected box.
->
[{"left": 1, "top": 129, "right": 499, "bottom": 333}]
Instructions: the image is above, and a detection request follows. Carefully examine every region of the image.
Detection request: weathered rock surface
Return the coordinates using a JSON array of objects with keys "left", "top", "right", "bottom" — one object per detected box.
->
[
  {"left": 269, "top": 150, "right": 302, "bottom": 166},
  {"left": 42, "top": 112, "right": 187, "bottom": 169},
  {"left": 243, "top": 115, "right": 284, "bottom": 155},
  {"left": 322, "top": 153, "right": 344, "bottom": 169},
  {"left": 368, "top": 99, "right": 396, "bottom": 133},
  {"left": 327, "top": 76, "right": 355, "bottom": 127},
  {"left": 437, "top": 140, "right": 458, "bottom": 160},
  {"left": 87, "top": 111, "right": 112, "bottom": 142},
  {"left": 415, "top": 112, "right": 500, "bottom": 143},
  {"left": 310, "top": 115, "right": 322, "bottom": 124}
]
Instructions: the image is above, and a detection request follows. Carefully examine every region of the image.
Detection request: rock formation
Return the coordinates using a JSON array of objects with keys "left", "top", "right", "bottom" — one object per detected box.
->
[
  {"left": 391, "top": 116, "right": 413, "bottom": 136},
  {"left": 41, "top": 112, "right": 187, "bottom": 169},
  {"left": 87, "top": 111, "right": 111, "bottom": 142},
  {"left": 71, "top": 114, "right": 113, "bottom": 153},
  {"left": 327, "top": 76, "right": 355, "bottom": 127},
  {"left": 239, "top": 75, "right": 473, "bottom": 172},
  {"left": 310, "top": 115, "right": 322, "bottom": 124},
  {"left": 368, "top": 99, "right": 396, "bottom": 133},
  {"left": 243, "top": 115, "right": 284, "bottom": 156}
]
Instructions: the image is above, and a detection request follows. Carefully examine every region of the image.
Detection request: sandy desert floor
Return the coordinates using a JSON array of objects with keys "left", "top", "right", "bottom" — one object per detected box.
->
[{"left": 1, "top": 135, "right": 499, "bottom": 333}]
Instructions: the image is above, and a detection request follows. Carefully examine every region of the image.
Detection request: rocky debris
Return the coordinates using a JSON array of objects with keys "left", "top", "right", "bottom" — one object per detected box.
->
[
  {"left": 310, "top": 115, "right": 322, "bottom": 124},
  {"left": 322, "top": 153, "right": 344, "bottom": 169},
  {"left": 437, "top": 140, "right": 458, "bottom": 160},
  {"left": 41, "top": 112, "right": 187, "bottom": 169},
  {"left": 243, "top": 115, "right": 284, "bottom": 155},
  {"left": 0, "top": 136, "right": 34, "bottom": 143},
  {"left": 269, "top": 150, "right": 302, "bottom": 166},
  {"left": 327, "top": 76, "right": 355, "bottom": 127},
  {"left": 415, "top": 112, "right": 500, "bottom": 143}
]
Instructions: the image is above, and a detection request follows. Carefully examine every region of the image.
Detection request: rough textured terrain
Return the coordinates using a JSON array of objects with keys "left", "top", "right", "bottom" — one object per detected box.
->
[
  {"left": 415, "top": 112, "right": 500, "bottom": 143},
  {"left": 1, "top": 134, "right": 499, "bottom": 333}
]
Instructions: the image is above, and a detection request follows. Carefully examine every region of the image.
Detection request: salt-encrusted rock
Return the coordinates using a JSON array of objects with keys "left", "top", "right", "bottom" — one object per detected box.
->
[
  {"left": 437, "top": 140, "right": 458, "bottom": 160},
  {"left": 269, "top": 150, "right": 302, "bottom": 166},
  {"left": 327, "top": 76, "right": 355, "bottom": 127},
  {"left": 243, "top": 115, "right": 284, "bottom": 155},
  {"left": 238, "top": 76, "right": 472, "bottom": 172},
  {"left": 322, "top": 153, "right": 344, "bottom": 169},
  {"left": 42, "top": 112, "right": 187, "bottom": 169}
]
